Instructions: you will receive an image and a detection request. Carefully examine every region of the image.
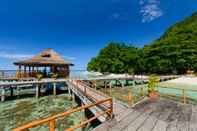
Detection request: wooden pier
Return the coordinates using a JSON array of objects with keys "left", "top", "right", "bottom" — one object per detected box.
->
[
  {"left": 0, "top": 79, "right": 68, "bottom": 101},
  {"left": 1, "top": 75, "right": 195, "bottom": 131}
]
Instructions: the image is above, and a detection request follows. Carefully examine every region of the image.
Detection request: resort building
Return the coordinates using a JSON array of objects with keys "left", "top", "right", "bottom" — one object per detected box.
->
[{"left": 14, "top": 48, "right": 73, "bottom": 78}]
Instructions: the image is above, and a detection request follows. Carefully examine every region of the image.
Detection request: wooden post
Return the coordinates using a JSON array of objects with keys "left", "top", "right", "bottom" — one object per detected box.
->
[
  {"left": 128, "top": 90, "right": 133, "bottom": 106},
  {"left": 49, "top": 120, "right": 55, "bottom": 131},
  {"left": 68, "top": 87, "right": 71, "bottom": 99},
  {"left": 19, "top": 65, "right": 21, "bottom": 78},
  {"left": 109, "top": 98, "right": 113, "bottom": 119},
  {"left": 16, "top": 86, "right": 20, "bottom": 98},
  {"left": 28, "top": 66, "right": 31, "bottom": 77},
  {"left": 53, "top": 83, "right": 56, "bottom": 96},
  {"left": 81, "top": 103, "right": 85, "bottom": 125},
  {"left": 133, "top": 80, "right": 135, "bottom": 86},
  {"left": 24, "top": 66, "right": 27, "bottom": 78},
  {"left": 36, "top": 84, "right": 39, "bottom": 99},
  {"left": 121, "top": 80, "right": 124, "bottom": 88},
  {"left": 183, "top": 89, "right": 186, "bottom": 104},
  {"left": 109, "top": 81, "right": 112, "bottom": 96},
  {"left": 104, "top": 81, "right": 107, "bottom": 93},
  {"left": 1, "top": 87, "right": 5, "bottom": 102}
]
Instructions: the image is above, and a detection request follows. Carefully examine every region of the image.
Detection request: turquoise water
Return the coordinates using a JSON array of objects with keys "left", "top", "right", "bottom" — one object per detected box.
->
[{"left": 0, "top": 95, "right": 82, "bottom": 131}]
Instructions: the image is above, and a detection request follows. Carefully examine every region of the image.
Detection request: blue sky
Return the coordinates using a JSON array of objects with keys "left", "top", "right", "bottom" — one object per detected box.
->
[{"left": 0, "top": 0, "right": 196, "bottom": 70}]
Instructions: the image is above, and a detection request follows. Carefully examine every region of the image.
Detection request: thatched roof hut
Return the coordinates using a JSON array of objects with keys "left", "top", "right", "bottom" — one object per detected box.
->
[{"left": 14, "top": 48, "right": 74, "bottom": 78}]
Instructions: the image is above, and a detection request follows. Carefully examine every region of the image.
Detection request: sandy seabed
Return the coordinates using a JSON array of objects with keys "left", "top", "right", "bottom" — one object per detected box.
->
[{"left": 0, "top": 94, "right": 82, "bottom": 131}]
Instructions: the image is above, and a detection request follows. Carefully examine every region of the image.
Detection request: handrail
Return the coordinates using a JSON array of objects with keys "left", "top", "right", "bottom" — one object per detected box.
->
[
  {"left": 13, "top": 98, "right": 113, "bottom": 131},
  {"left": 157, "top": 85, "right": 197, "bottom": 104},
  {"left": 68, "top": 80, "right": 111, "bottom": 112},
  {"left": 75, "top": 80, "right": 109, "bottom": 98}
]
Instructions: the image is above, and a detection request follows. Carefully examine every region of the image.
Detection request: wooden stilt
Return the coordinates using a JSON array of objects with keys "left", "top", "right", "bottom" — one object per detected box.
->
[
  {"left": 53, "top": 83, "right": 56, "bottom": 96},
  {"left": 109, "top": 81, "right": 112, "bottom": 96},
  {"left": 1, "top": 87, "right": 5, "bottom": 102},
  {"left": 72, "top": 93, "right": 75, "bottom": 100},
  {"left": 104, "top": 81, "right": 107, "bottom": 93},
  {"left": 121, "top": 80, "right": 124, "bottom": 88},
  {"left": 36, "top": 84, "right": 39, "bottom": 99},
  {"left": 68, "top": 87, "right": 71, "bottom": 97},
  {"left": 128, "top": 90, "right": 133, "bottom": 106}
]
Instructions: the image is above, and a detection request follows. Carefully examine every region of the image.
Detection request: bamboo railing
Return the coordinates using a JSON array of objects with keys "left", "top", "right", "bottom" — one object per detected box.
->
[{"left": 13, "top": 98, "right": 113, "bottom": 131}]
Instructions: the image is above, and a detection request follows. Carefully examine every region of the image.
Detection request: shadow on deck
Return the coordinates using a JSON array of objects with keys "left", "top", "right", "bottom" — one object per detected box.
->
[{"left": 94, "top": 98, "right": 197, "bottom": 131}]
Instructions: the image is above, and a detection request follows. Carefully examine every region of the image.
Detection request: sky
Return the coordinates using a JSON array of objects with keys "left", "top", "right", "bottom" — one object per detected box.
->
[{"left": 0, "top": 0, "right": 196, "bottom": 70}]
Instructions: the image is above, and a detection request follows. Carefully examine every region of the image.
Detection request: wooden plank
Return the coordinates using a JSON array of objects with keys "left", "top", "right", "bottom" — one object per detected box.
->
[
  {"left": 115, "top": 109, "right": 134, "bottom": 122},
  {"left": 125, "top": 109, "right": 154, "bottom": 131},
  {"left": 137, "top": 111, "right": 161, "bottom": 131},
  {"left": 152, "top": 120, "right": 168, "bottom": 131},
  {"left": 176, "top": 105, "right": 192, "bottom": 131},
  {"left": 111, "top": 110, "right": 142, "bottom": 131},
  {"left": 189, "top": 105, "right": 197, "bottom": 131}
]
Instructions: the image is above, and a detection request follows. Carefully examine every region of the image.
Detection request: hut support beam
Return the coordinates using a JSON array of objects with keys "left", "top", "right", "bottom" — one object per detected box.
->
[
  {"left": 53, "top": 83, "right": 56, "bottom": 96},
  {"left": 1, "top": 87, "right": 5, "bottom": 102},
  {"left": 36, "top": 84, "right": 40, "bottom": 99},
  {"left": 121, "top": 80, "right": 124, "bottom": 88}
]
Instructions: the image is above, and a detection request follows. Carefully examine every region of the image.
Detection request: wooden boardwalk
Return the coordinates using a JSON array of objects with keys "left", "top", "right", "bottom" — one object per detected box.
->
[
  {"left": 67, "top": 80, "right": 127, "bottom": 121},
  {"left": 94, "top": 98, "right": 197, "bottom": 131}
]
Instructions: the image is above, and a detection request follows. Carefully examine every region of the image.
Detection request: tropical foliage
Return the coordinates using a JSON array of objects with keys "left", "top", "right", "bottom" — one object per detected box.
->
[
  {"left": 87, "top": 12, "right": 197, "bottom": 74},
  {"left": 147, "top": 75, "right": 160, "bottom": 93}
]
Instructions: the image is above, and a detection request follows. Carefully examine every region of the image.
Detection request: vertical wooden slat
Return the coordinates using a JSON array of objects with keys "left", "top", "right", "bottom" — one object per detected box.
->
[
  {"left": 128, "top": 90, "right": 133, "bottom": 106},
  {"left": 109, "top": 98, "right": 113, "bottom": 119},
  {"left": 49, "top": 120, "right": 55, "bottom": 131}
]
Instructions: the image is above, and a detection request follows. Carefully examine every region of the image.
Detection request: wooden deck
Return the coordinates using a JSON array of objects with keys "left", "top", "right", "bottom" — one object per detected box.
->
[{"left": 93, "top": 98, "right": 197, "bottom": 131}]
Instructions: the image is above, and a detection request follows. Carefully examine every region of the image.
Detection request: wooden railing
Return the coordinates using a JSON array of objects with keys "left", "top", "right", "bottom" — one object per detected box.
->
[
  {"left": 157, "top": 86, "right": 197, "bottom": 104},
  {"left": 13, "top": 98, "right": 113, "bottom": 131}
]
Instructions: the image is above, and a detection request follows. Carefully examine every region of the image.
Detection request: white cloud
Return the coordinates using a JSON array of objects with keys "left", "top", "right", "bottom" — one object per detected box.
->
[
  {"left": 0, "top": 52, "right": 33, "bottom": 60},
  {"left": 139, "top": 0, "right": 163, "bottom": 23},
  {"left": 63, "top": 56, "right": 76, "bottom": 60},
  {"left": 110, "top": 12, "right": 128, "bottom": 21}
]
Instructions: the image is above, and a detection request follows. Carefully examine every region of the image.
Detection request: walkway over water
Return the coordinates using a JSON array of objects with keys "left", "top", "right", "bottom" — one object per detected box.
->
[
  {"left": 12, "top": 79, "right": 127, "bottom": 131},
  {"left": 94, "top": 98, "right": 197, "bottom": 131},
  {"left": 2, "top": 76, "right": 195, "bottom": 131}
]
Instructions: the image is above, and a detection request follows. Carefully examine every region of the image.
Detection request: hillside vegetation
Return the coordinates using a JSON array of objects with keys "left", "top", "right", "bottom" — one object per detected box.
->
[{"left": 87, "top": 12, "right": 197, "bottom": 74}]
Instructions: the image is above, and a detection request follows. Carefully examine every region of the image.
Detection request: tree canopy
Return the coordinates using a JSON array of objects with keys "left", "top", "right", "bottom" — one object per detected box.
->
[{"left": 87, "top": 12, "right": 197, "bottom": 74}]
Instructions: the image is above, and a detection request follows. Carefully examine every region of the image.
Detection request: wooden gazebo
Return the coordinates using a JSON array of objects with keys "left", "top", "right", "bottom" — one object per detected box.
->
[{"left": 14, "top": 48, "right": 74, "bottom": 78}]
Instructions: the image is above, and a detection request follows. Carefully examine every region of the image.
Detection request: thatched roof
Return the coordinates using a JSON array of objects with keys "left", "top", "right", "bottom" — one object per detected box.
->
[{"left": 14, "top": 48, "right": 74, "bottom": 66}]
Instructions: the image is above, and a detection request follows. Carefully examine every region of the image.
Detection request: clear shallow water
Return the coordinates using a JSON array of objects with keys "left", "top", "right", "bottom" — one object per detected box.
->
[{"left": 0, "top": 95, "right": 82, "bottom": 131}]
